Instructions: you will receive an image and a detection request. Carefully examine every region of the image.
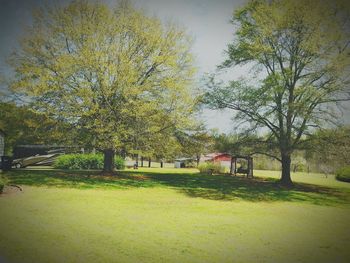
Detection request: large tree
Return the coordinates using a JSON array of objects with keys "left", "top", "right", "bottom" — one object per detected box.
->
[
  {"left": 205, "top": 0, "right": 350, "bottom": 185},
  {"left": 10, "top": 0, "right": 197, "bottom": 172}
]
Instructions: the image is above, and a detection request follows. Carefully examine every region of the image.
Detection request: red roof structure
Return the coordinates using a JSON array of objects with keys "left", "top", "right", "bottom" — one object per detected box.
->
[{"left": 201, "top": 153, "right": 232, "bottom": 162}]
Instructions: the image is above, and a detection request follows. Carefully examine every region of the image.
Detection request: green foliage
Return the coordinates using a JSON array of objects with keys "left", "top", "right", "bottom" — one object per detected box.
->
[
  {"left": 9, "top": 0, "right": 198, "bottom": 160},
  {"left": 198, "top": 162, "right": 225, "bottom": 174},
  {"left": 205, "top": 0, "right": 350, "bottom": 184},
  {"left": 254, "top": 160, "right": 266, "bottom": 170},
  {"left": 175, "top": 128, "right": 214, "bottom": 159},
  {"left": 114, "top": 155, "right": 125, "bottom": 170},
  {"left": 0, "top": 174, "right": 8, "bottom": 193},
  {"left": 54, "top": 154, "right": 124, "bottom": 170},
  {"left": 291, "top": 155, "right": 308, "bottom": 172},
  {"left": 335, "top": 166, "right": 350, "bottom": 183},
  {"left": 54, "top": 154, "right": 103, "bottom": 170},
  {"left": 306, "top": 126, "right": 350, "bottom": 172},
  {"left": 254, "top": 155, "right": 281, "bottom": 171}
]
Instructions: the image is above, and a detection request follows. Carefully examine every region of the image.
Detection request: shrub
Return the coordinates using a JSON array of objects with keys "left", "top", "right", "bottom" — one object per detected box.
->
[
  {"left": 198, "top": 162, "right": 225, "bottom": 174},
  {"left": 54, "top": 154, "right": 125, "bottom": 170},
  {"left": 335, "top": 166, "right": 350, "bottom": 183},
  {"left": 185, "top": 161, "right": 196, "bottom": 168},
  {"left": 114, "top": 155, "right": 125, "bottom": 170},
  {"left": 0, "top": 175, "right": 8, "bottom": 194}
]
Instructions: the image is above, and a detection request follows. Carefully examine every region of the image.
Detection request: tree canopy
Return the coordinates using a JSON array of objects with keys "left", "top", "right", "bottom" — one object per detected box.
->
[
  {"left": 10, "top": 0, "right": 198, "bottom": 171},
  {"left": 205, "top": 0, "right": 350, "bottom": 184},
  {"left": 305, "top": 126, "right": 350, "bottom": 172}
]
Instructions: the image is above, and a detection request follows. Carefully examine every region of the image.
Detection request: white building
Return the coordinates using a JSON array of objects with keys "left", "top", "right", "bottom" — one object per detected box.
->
[{"left": 174, "top": 158, "right": 193, "bottom": 168}]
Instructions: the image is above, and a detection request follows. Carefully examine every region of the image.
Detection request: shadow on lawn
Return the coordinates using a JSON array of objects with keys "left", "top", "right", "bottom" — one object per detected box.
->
[{"left": 4, "top": 169, "right": 350, "bottom": 206}]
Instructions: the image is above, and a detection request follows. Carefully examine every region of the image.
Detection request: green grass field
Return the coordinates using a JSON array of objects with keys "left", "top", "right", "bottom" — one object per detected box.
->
[{"left": 1, "top": 168, "right": 349, "bottom": 262}]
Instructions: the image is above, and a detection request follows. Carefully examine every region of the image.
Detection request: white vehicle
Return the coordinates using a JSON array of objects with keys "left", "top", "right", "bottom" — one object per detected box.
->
[{"left": 12, "top": 151, "right": 64, "bottom": 168}]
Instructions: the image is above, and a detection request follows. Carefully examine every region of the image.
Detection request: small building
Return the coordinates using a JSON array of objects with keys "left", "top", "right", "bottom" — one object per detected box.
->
[
  {"left": 200, "top": 153, "right": 232, "bottom": 169},
  {"left": 0, "top": 129, "right": 4, "bottom": 157},
  {"left": 200, "top": 152, "right": 254, "bottom": 178},
  {"left": 174, "top": 157, "right": 193, "bottom": 168}
]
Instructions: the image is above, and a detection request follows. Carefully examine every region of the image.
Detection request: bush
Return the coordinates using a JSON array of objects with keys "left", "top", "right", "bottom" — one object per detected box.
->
[
  {"left": 114, "top": 155, "right": 125, "bottom": 170},
  {"left": 335, "top": 166, "right": 350, "bottom": 183},
  {"left": 54, "top": 154, "right": 125, "bottom": 170},
  {"left": 185, "top": 161, "right": 196, "bottom": 168},
  {"left": 0, "top": 175, "right": 8, "bottom": 194},
  {"left": 198, "top": 162, "right": 225, "bottom": 174}
]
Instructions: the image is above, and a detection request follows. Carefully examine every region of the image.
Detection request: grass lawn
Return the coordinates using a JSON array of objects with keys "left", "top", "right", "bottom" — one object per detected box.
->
[{"left": 0, "top": 168, "right": 350, "bottom": 263}]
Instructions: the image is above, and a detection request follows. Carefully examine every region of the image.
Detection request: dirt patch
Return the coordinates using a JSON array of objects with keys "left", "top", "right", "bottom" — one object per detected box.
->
[
  {"left": 89, "top": 174, "right": 151, "bottom": 181},
  {"left": 0, "top": 185, "right": 23, "bottom": 196},
  {"left": 53, "top": 172, "right": 151, "bottom": 182}
]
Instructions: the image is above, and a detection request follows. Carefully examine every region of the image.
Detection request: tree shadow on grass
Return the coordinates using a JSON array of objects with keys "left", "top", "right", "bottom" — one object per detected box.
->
[
  {"left": 179, "top": 178, "right": 349, "bottom": 206},
  {"left": 128, "top": 170, "right": 350, "bottom": 206},
  {"left": 5, "top": 170, "right": 159, "bottom": 190},
  {"left": 4, "top": 169, "right": 350, "bottom": 206}
]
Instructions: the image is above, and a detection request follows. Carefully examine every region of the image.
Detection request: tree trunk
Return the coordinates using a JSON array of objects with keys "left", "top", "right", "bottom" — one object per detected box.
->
[
  {"left": 234, "top": 158, "right": 237, "bottom": 176},
  {"left": 141, "top": 156, "right": 144, "bottom": 167},
  {"left": 148, "top": 158, "right": 151, "bottom": 168},
  {"left": 103, "top": 149, "right": 115, "bottom": 173},
  {"left": 248, "top": 157, "right": 253, "bottom": 178},
  {"left": 160, "top": 160, "right": 163, "bottom": 168},
  {"left": 293, "top": 164, "right": 297, "bottom": 173},
  {"left": 135, "top": 154, "right": 139, "bottom": 167},
  {"left": 280, "top": 154, "right": 293, "bottom": 185}
]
